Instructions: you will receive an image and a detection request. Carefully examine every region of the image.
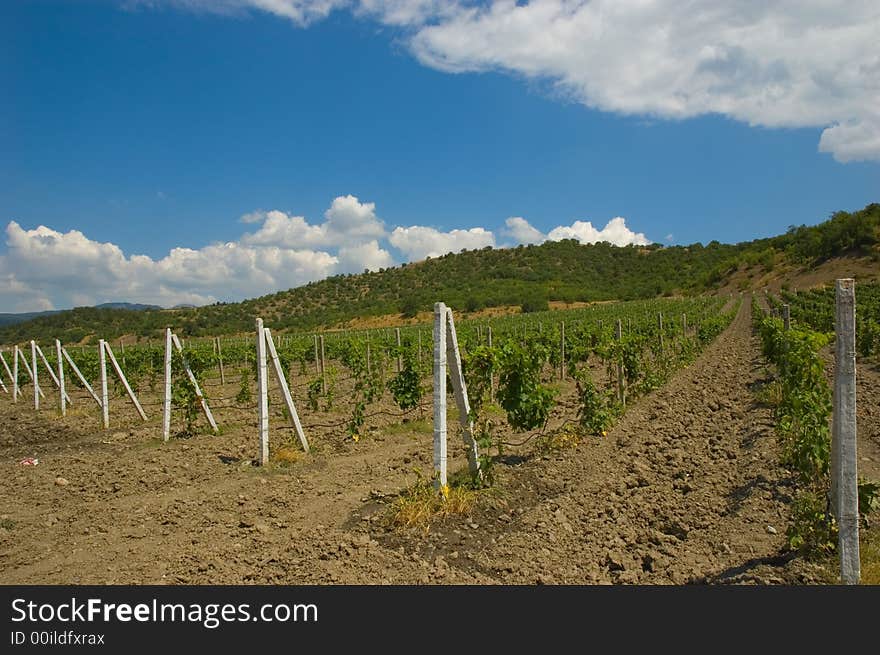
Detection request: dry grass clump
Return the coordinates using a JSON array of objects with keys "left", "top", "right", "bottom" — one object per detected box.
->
[
  {"left": 388, "top": 481, "right": 477, "bottom": 531},
  {"left": 272, "top": 447, "right": 303, "bottom": 466}
]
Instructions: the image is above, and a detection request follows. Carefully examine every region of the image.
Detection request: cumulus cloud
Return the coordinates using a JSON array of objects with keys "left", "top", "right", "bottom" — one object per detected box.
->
[
  {"left": 501, "top": 215, "right": 650, "bottom": 247},
  {"left": 548, "top": 217, "right": 650, "bottom": 247},
  {"left": 240, "top": 210, "right": 328, "bottom": 248},
  {"left": 0, "top": 221, "right": 338, "bottom": 312},
  {"left": 0, "top": 194, "right": 394, "bottom": 312},
  {"left": 337, "top": 239, "right": 394, "bottom": 272},
  {"left": 407, "top": 1, "right": 880, "bottom": 161},
  {"left": 503, "top": 216, "right": 544, "bottom": 245},
  {"left": 241, "top": 195, "right": 386, "bottom": 249},
  {"left": 130, "top": 1, "right": 880, "bottom": 162},
  {"left": 323, "top": 194, "right": 386, "bottom": 240},
  {"left": 389, "top": 225, "right": 495, "bottom": 260}
]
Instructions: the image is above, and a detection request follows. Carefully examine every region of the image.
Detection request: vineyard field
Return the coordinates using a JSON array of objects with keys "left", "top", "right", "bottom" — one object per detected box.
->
[{"left": 1, "top": 294, "right": 879, "bottom": 585}]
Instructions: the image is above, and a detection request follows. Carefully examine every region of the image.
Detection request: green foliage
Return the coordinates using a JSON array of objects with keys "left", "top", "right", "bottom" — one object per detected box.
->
[
  {"left": 171, "top": 376, "right": 201, "bottom": 436},
  {"left": 472, "top": 418, "right": 501, "bottom": 488},
  {"left": 495, "top": 341, "right": 556, "bottom": 431},
  {"left": 235, "top": 368, "right": 252, "bottom": 405},
  {"left": 755, "top": 298, "right": 839, "bottom": 560},
  {"left": 306, "top": 377, "right": 323, "bottom": 412},
  {"left": 774, "top": 203, "right": 880, "bottom": 263},
  {"left": 461, "top": 344, "right": 496, "bottom": 417},
  {"left": 757, "top": 313, "right": 833, "bottom": 484},
  {"left": 787, "top": 490, "right": 837, "bottom": 558},
  {"left": 572, "top": 368, "right": 615, "bottom": 435},
  {"left": 339, "top": 339, "right": 384, "bottom": 441},
  {"left": 388, "top": 347, "right": 424, "bottom": 411},
  {"left": 520, "top": 293, "right": 549, "bottom": 314},
  {"left": 860, "top": 479, "right": 880, "bottom": 517}
]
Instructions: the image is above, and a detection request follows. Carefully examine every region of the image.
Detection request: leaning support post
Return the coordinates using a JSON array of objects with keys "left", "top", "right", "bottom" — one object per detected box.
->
[
  {"left": 170, "top": 334, "right": 217, "bottom": 432},
  {"left": 0, "top": 353, "right": 18, "bottom": 402},
  {"left": 104, "top": 342, "right": 147, "bottom": 421},
  {"left": 832, "top": 278, "right": 859, "bottom": 584},
  {"left": 264, "top": 327, "right": 309, "bottom": 453},
  {"left": 445, "top": 307, "right": 481, "bottom": 478},
  {"left": 782, "top": 304, "right": 791, "bottom": 331},
  {"left": 31, "top": 341, "right": 39, "bottom": 411},
  {"left": 12, "top": 346, "right": 19, "bottom": 403},
  {"left": 55, "top": 340, "right": 66, "bottom": 417},
  {"left": 35, "top": 343, "right": 72, "bottom": 404},
  {"left": 18, "top": 346, "right": 45, "bottom": 399},
  {"left": 0, "top": 351, "right": 11, "bottom": 396},
  {"left": 61, "top": 348, "right": 101, "bottom": 407},
  {"left": 256, "top": 319, "right": 270, "bottom": 466},
  {"left": 99, "top": 340, "right": 109, "bottom": 429},
  {"left": 433, "top": 303, "right": 448, "bottom": 490},
  {"left": 163, "top": 328, "right": 172, "bottom": 442}
]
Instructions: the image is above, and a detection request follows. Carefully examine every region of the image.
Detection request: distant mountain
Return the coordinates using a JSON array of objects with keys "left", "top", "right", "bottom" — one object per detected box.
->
[
  {"left": 0, "top": 310, "right": 61, "bottom": 327},
  {"left": 0, "top": 302, "right": 161, "bottom": 328}
]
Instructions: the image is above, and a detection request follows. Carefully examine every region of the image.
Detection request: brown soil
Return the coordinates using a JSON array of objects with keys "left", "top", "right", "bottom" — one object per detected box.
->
[
  {"left": 716, "top": 255, "right": 880, "bottom": 297},
  {"left": 1, "top": 300, "right": 877, "bottom": 584}
]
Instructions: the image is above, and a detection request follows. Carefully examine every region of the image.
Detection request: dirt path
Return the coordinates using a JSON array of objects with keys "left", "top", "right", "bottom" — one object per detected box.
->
[{"left": 1, "top": 299, "right": 874, "bottom": 584}]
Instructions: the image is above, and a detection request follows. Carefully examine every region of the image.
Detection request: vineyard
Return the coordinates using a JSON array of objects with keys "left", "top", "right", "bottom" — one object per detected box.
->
[
  {"left": 1, "top": 296, "right": 736, "bottom": 458},
  {"left": 772, "top": 282, "right": 880, "bottom": 358},
  {"left": 1, "top": 290, "right": 878, "bottom": 585}
]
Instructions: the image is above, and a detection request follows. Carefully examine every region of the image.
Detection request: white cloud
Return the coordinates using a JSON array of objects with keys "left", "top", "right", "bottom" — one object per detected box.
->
[
  {"left": 501, "top": 215, "right": 650, "bottom": 247},
  {"left": 131, "top": 1, "right": 880, "bottom": 162},
  {"left": 337, "top": 239, "right": 394, "bottom": 272},
  {"left": 323, "top": 194, "right": 386, "bottom": 240},
  {"left": 127, "top": 0, "right": 348, "bottom": 26},
  {"left": 389, "top": 225, "right": 495, "bottom": 260},
  {"left": 503, "top": 216, "right": 545, "bottom": 244},
  {"left": 241, "top": 195, "right": 385, "bottom": 248},
  {"left": 239, "top": 210, "right": 267, "bottom": 224},
  {"left": 547, "top": 217, "right": 650, "bottom": 247},
  {"left": 819, "top": 117, "right": 880, "bottom": 163},
  {"left": 405, "top": 1, "right": 880, "bottom": 162},
  {"left": 0, "top": 221, "right": 339, "bottom": 312},
  {"left": 355, "top": 0, "right": 463, "bottom": 26},
  {"left": 240, "top": 210, "right": 328, "bottom": 248}
]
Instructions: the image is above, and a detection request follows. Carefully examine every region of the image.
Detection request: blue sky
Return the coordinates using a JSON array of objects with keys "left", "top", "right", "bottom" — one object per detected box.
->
[{"left": 1, "top": 1, "right": 878, "bottom": 312}]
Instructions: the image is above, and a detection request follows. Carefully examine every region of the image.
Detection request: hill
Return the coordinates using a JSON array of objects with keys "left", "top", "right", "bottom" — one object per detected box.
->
[
  {"left": 1, "top": 203, "right": 877, "bottom": 345},
  {"left": 0, "top": 302, "right": 161, "bottom": 329}
]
